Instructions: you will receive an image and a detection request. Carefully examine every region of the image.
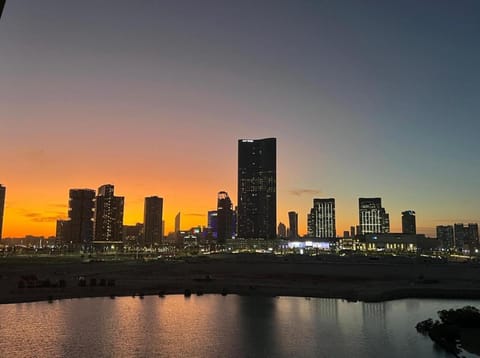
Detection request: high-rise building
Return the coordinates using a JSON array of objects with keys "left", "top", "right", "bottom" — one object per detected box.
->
[
  {"left": 175, "top": 212, "right": 181, "bottom": 233},
  {"left": 358, "top": 198, "right": 389, "bottom": 234},
  {"left": 208, "top": 210, "right": 218, "bottom": 238},
  {"left": 94, "top": 184, "right": 124, "bottom": 247},
  {"left": 436, "top": 225, "right": 454, "bottom": 250},
  {"left": 277, "top": 222, "right": 287, "bottom": 238},
  {"left": 217, "top": 191, "right": 234, "bottom": 242},
  {"left": 123, "top": 223, "right": 143, "bottom": 246},
  {"left": 143, "top": 196, "right": 163, "bottom": 247},
  {"left": 402, "top": 210, "right": 416, "bottom": 234},
  {"left": 468, "top": 223, "right": 479, "bottom": 247},
  {"left": 288, "top": 211, "right": 298, "bottom": 239},
  {"left": 68, "top": 189, "right": 95, "bottom": 248},
  {"left": 307, "top": 198, "right": 336, "bottom": 238},
  {"left": 0, "top": 184, "right": 5, "bottom": 240},
  {"left": 55, "top": 219, "right": 70, "bottom": 247},
  {"left": 350, "top": 226, "right": 356, "bottom": 238},
  {"left": 454, "top": 223, "right": 468, "bottom": 251},
  {"left": 237, "top": 138, "right": 276, "bottom": 239}
]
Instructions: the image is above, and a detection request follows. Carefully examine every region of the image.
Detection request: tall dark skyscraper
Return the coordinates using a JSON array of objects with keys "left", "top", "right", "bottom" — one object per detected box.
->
[
  {"left": 217, "top": 191, "right": 234, "bottom": 242},
  {"left": 94, "top": 184, "right": 124, "bottom": 247},
  {"left": 358, "top": 198, "right": 389, "bottom": 234},
  {"left": 143, "top": 196, "right": 163, "bottom": 247},
  {"left": 437, "top": 225, "right": 454, "bottom": 250},
  {"left": 401, "top": 210, "right": 416, "bottom": 234},
  {"left": 208, "top": 210, "right": 218, "bottom": 238},
  {"left": 0, "top": 184, "right": 6, "bottom": 240},
  {"left": 237, "top": 138, "right": 276, "bottom": 239},
  {"left": 68, "top": 189, "right": 95, "bottom": 248},
  {"left": 277, "top": 222, "right": 287, "bottom": 238},
  {"left": 307, "top": 198, "right": 336, "bottom": 238},
  {"left": 288, "top": 211, "right": 298, "bottom": 239},
  {"left": 175, "top": 212, "right": 181, "bottom": 233}
]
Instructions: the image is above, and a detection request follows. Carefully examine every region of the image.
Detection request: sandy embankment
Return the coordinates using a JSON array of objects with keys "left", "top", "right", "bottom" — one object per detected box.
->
[{"left": 1, "top": 254, "right": 480, "bottom": 304}]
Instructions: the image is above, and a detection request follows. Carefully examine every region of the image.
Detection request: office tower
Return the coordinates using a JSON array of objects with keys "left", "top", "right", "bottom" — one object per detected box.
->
[
  {"left": 343, "top": 231, "right": 350, "bottom": 238},
  {"left": 237, "top": 138, "right": 276, "bottom": 239},
  {"left": 55, "top": 219, "right": 70, "bottom": 247},
  {"left": 454, "top": 223, "right": 468, "bottom": 251},
  {"left": 68, "top": 189, "right": 95, "bottom": 248},
  {"left": 217, "top": 191, "right": 234, "bottom": 242},
  {"left": 436, "top": 225, "right": 454, "bottom": 250},
  {"left": 307, "top": 198, "right": 336, "bottom": 238},
  {"left": 350, "top": 226, "right": 356, "bottom": 238},
  {"left": 94, "top": 184, "right": 124, "bottom": 246},
  {"left": 278, "top": 222, "right": 287, "bottom": 238},
  {"left": 288, "top": 211, "right": 298, "bottom": 239},
  {"left": 174, "top": 212, "right": 181, "bottom": 233},
  {"left": 208, "top": 210, "right": 218, "bottom": 238},
  {"left": 0, "top": 184, "right": 5, "bottom": 240},
  {"left": 123, "top": 223, "right": 143, "bottom": 246},
  {"left": 401, "top": 211, "right": 416, "bottom": 234},
  {"left": 358, "top": 198, "right": 389, "bottom": 234},
  {"left": 143, "top": 196, "right": 163, "bottom": 247},
  {"left": 468, "top": 224, "right": 479, "bottom": 247},
  {"left": 381, "top": 209, "right": 390, "bottom": 233}
]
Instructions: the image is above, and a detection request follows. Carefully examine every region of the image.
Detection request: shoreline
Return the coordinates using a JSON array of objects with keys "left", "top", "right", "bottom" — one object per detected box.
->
[{"left": 2, "top": 254, "right": 480, "bottom": 305}]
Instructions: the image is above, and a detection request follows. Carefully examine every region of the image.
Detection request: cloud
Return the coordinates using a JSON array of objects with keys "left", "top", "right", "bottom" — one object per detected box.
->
[
  {"left": 289, "top": 188, "right": 322, "bottom": 197},
  {"left": 23, "top": 212, "right": 65, "bottom": 223},
  {"left": 184, "top": 213, "right": 205, "bottom": 217}
]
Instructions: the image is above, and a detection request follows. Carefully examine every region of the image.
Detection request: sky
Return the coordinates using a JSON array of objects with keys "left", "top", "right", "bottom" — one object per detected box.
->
[{"left": 1, "top": 0, "right": 479, "bottom": 238}]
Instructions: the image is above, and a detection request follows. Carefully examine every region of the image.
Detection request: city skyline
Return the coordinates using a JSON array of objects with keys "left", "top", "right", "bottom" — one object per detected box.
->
[{"left": 1, "top": 1, "right": 480, "bottom": 237}]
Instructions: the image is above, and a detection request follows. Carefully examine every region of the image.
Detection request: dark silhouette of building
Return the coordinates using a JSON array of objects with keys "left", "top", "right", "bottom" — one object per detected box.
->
[
  {"left": 436, "top": 225, "right": 454, "bottom": 250},
  {"left": 358, "top": 198, "right": 389, "bottom": 234},
  {"left": 277, "top": 222, "right": 287, "bottom": 238},
  {"left": 401, "top": 210, "right": 416, "bottom": 234},
  {"left": 123, "top": 223, "right": 143, "bottom": 247},
  {"left": 175, "top": 212, "right": 181, "bottom": 232},
  {"left": 308, "top": 198, "right": 336, "bottom": 238},
  {"left": 68, "top": 189, "right": 95, "bottom": 249},
  {"left": 208, "top": 210, "right": 218, "bottom": 238},
  {"left": 454, "top": 223, "right": 468, "bottom": 251},
  {"left": 217, "top": 191, "right": 234, "bottom": 242},
  {"left": 55, "top": 219, "right": 70, "bottom": 247},
  {"left": 94, "top": 184, "right": 124, "bottom": 249},
  {"left": 237, "top": 138, "right": 276, "bottom": 239},
  {"left": 452, "top": 223, "right": 479, "bottom": 252},
  {"left": 350, "top": 226, "right": 356, "bottom": 238},
  {"left": 288, "top": 211, "right": 298, "bottom": 239},
  {"left": 143, "top": 196, "right": 163, "bottom": 247},
  {"left": 0, "top": 184, "right": 5, "bottom": 240},
  {"left": 468, "top": 223, "right": 479, "bottom": 248}
]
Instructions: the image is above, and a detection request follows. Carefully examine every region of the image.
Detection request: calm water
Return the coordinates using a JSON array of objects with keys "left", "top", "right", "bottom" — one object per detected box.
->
[{"left": 0, "top": 295, "right": 478, "bottom": 358}]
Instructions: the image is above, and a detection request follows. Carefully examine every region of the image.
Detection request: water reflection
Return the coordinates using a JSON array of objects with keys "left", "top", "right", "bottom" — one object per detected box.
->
[{"left": 0, "top": 296, "right": 473, "bottom": 358}]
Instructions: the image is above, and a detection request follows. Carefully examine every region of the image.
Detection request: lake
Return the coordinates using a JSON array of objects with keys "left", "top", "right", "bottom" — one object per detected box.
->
[{"left": 0, "top": 295, "right": 477, "bottom": 357}]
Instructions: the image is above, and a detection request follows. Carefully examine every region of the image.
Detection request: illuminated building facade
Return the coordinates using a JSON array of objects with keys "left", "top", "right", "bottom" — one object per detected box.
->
[
  {"left": 94, "top": 184, "right": 124, "bottom": 248},
  {"left": 358, "top": 198, "right": 389, "bottom": 234},
  {"left": 237, "top": 138, "right": 276, "bottom": 239},
  {"left": 208, "top": 210, "right": 218, "bottom": 238},
  {"left": 307, "top": 198, "right": 336, "bottom": 238}
]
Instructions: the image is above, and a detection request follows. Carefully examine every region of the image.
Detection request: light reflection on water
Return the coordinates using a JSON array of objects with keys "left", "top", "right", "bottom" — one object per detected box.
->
[{"left": 0, "top": 295, "right": 476, "bottom": 357}]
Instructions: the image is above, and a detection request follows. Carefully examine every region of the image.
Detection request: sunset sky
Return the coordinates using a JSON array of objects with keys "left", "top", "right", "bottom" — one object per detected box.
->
[{"left": 1, "top": 0, "right": 479, "bottom": 238}]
